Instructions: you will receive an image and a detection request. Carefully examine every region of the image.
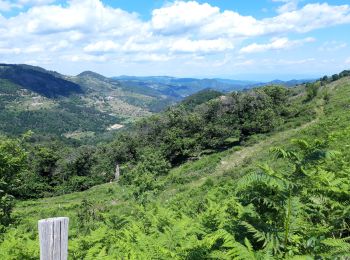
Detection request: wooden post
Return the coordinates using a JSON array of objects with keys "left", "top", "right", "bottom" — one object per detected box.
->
[
  {"left": 38, "top": 217, "right": 69, "bottom": 260},
  {"left": 115, "top": 163, "right": 120, "bottom": 182}
]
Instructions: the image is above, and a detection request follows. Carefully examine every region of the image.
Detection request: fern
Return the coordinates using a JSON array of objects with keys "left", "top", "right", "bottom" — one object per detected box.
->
[
  {"left": 226, "top": 238, "right": 269, "bottom": 260},
  {"left": 321, "top": 237, "right": 350, "bottom": 258}
]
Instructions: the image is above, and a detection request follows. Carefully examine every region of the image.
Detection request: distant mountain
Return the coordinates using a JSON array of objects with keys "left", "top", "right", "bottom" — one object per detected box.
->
[
  {"left": 0, "top": 64, "right": 83, "bottom": 98},
  {"left": 114, "top": 76, "right": 315, "bottom": 94},
  {"left": 252, "top": 79, "right": 315, "bottom": 88},
  {"left": 113, "top": 76, "right": 258, "bottom": 97},
  {"left": 213, "top": 78, "right": 258, "bottom": 86},
  {"left": 0, "top": 65, "right": 178, "bottom": 141},
  {"left": 77, "top": 71, "right": 110, "bottom": 82},
  {"left": 280, "top": 79, "right": 316, "bottom": 86},
  {"left": 180, "top": 89, "right": 223, "bottom": 110},
  {"left": 71, "top": 71, "right": 178, "bottom": 113}
]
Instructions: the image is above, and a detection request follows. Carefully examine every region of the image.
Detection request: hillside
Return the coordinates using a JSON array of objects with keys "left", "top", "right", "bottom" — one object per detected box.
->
[
  {"left": 114, "top": 76, "right": 313, "bottom": 97},
  {"left": 0, "top": 78, "right": 123, "bottom": 141},
  {"left": 0, "top": 65, "right": 178, "bottom": 141},
  {"left": 0, "top": 64, "right": 83, "bottom": 98},
  {"left": 70, "top": 71, "right": 177, "bottom": 114},
  {"left": 1, "top": 73, "right": 350, "bottom": 258}
]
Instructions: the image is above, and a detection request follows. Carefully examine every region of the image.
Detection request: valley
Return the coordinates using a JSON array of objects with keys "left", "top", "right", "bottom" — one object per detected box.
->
[{"left": 1, "top": 64, "right": 349, "bottom": 258}]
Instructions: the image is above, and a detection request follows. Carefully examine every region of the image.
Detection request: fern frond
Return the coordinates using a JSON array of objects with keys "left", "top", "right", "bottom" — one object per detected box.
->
[
  {"left": 235, "top": 171, "right": 287, "bottom": 195},
  {"left": 240, "top": 221, "right": 268, "bottom": 245},
  {"left": 321, "top": 237, "right": 350, "bottom": 258},
  {"left": 226, "top": 238, "right": 258, "bottom": 260},
  {"left": 270, "top": 147, "right": 289, "bottom": 159},
  {"left": 291, "top": 139, "right": 311, "bottom": 150}
]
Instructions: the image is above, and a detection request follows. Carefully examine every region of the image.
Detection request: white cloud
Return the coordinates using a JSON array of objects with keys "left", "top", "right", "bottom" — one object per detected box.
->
[
  {"left": 17, "top": 0, "right": 56, "bottom": 5},
  {"left": 151, "top": 1, "right": 219, "bottom": 35},
  {"left": 120, "top": 39, "right": 165, "bottom": 53},
  {"left": 1, "top": 1, "right": 350, "bottom": 42},
  {"left": 170, "top": 38, "right": 233, "bottom": 53},
  {"left": 150, "top": 2, "right": 350, "bottom": 38},
  {"left": 0, "top": 44, "right": 53, "bottom": 54},
  {"left": 0, "top": 0, "right": 17, "bottom": 11},
  {"left": 240, "top": 37, "right": 314, "bottom": 54},
  {"left": 5, "top": 0, "right": 142, "bottom": 36},
  {"left": 24, "top": 45, "right": 43, "bottom": 53},
  {"left": 130, "top": 53, "right": 173, "bottom": 62},
  {"left": 345, "top": 58, "right": 350, "bottom": 64},
  {"left": 151, "top": 2, "right": 261, "bottom": 38},
  {"left": 0, "top": 0, "right": 349, "bottom": 74},
  {"left": 84, "top": 40, "right": 120, "bottom": 53},
  {"left": 276, "top": 58, "right": 316, "bottom": 65},
  {"left": 50, "top": 40, "right": 70, "bottom": 51},
  {"left": 273, "top": 0, "right": 299, "bottom": 14},
  {"left": 233, "top": 59, "right": 255, "bottom": 67},
  {"left": 0, "top": 47, "right": 21, "bottom": 54},
  {"left": 265, "top": 3, "right": 350, "bottom": 34},
  {"left": 198, "top": 10, "right": 262, "bottom": 38},
  {"left": 319, "top": 41, "right": 347, "bottom": 51},
  {"left": 24, "top": 58, "right": 52, "bottom": 65},
  {"left": 0, "top": 0, "right": 54, "bottom": 12},
  {"left": 62, "top": 54, "right": 108, "bottom": 62}
]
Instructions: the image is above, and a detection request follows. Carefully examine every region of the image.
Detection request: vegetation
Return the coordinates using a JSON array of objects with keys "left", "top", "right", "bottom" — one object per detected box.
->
[
  {"left": 0, "top": 76, "right": 122, "bottom": 141},
  {"left": 0, "top": 135, "right": 27, "bottom": 232},
  {"left": 1, "top": 84, "right": 310, "bottom": 199},
  {"left": 180, "top": 89, "right": 223, "bottom": 110},
  {"left": 320, "top": 70, "right": 350, "bottom": 85},
  {"left": 0, "top": 64, "right": 187, "bottom": 141},
  {"left": 71, "top": 71, "right": 177, "bottom": 115},
  {"left": 0, "top": 71, "right": 350, "bottom": 259},
  {"left": 0, "top": 64, "right": 83, "bottom": 98}
]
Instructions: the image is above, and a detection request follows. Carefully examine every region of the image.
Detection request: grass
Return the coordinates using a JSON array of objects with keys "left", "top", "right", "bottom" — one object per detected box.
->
[{"left": 14, "top": 183, "right": 128, "bottom": 222}]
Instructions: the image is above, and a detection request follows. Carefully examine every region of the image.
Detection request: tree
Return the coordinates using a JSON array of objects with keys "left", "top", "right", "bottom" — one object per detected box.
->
[
  {"left": 332, "top": 74, "right": 339, "bottom": 81},
  {"left": 0, "top": 137, "right": 26, "bottom": 230},
  {"left": 305, "top": 83, "right": 319, "bottom": 101},
  {"left": 121, "top": 147, "right": 170, "bottom": 199},
  {"left": 321, "top": 75, "right": 328, "bottom": 82}
]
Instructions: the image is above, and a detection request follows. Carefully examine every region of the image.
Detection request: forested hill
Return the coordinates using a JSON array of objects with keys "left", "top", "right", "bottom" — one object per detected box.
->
[
  {"left": 0, "top": 64, "right": 176, "bottom": 140},
  {"left": 1, "top": 70, "right": 350, "bottom": 258},
  {"left": 113, "top": 76, "right": 256, "bottom": 97},
  {"left": 113, "top": 76, "right": 315, "bottom": 97},
  {"left": 0, "top": 64, "right": 83, "bottom": 98}
]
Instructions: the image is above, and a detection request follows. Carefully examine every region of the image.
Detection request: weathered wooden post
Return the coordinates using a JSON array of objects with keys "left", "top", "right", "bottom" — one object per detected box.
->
[
  {"left": 38, "top": 217, "right": 69, "bottom": 260},
  {"left": 115, "top": 163, "right": 120, "bottom": 182}
]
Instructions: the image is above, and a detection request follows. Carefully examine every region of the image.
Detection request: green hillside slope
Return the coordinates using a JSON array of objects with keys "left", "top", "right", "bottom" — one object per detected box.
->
[
  {"left": 70, "top": 71, "right": 177, "bottom": 114},
  {"left": 1, "top": 76, "right": 350, "bottom": 258},
  {"left": 0, "top": 79, "right": 122, "bottom": 140},
  {"left": 0, "top": 64, "right": 83, "bottom": 98},
  {"left": 0, "top": 65, "right": 177, "bottom": 141}
]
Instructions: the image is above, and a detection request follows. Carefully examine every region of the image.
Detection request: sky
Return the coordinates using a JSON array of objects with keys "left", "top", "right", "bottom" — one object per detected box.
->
[{"left": 0, "top": 0, "right": 350, "bottom": 80}]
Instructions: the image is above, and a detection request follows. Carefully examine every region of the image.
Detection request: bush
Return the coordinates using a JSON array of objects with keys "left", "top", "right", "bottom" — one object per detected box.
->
[
  {"left": 121, "top": 148, "right": 170, "bottom": 198},
  {"left": 305, "top": 82, "right": 319, "bottom": 101},
  {"left": 0, "top": 137, "right": 27, "bottom": 229}
]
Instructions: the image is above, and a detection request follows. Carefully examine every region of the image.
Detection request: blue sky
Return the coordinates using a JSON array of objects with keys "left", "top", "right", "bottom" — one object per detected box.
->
[{"left": 0, "top": 0, "right": 349, "bottom": 80}]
